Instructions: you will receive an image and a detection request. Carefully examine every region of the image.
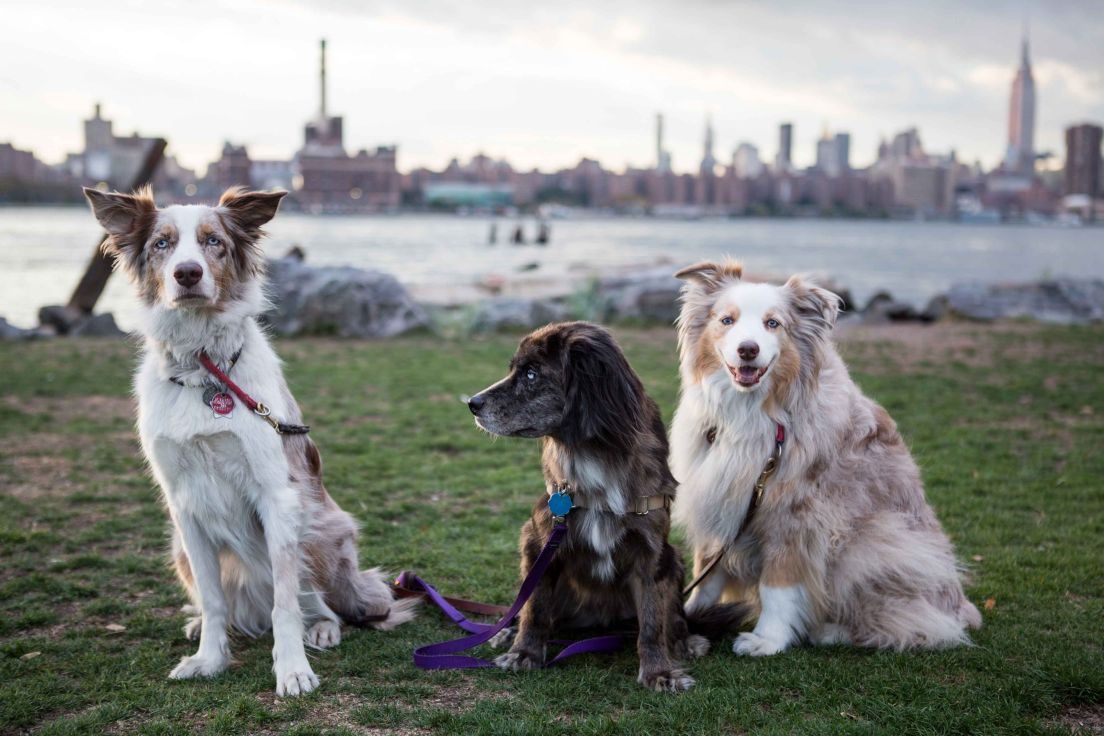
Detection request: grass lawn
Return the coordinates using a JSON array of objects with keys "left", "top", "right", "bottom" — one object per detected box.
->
[{"left": 1, "top": 321, "right": 1102, "bottom": 735}]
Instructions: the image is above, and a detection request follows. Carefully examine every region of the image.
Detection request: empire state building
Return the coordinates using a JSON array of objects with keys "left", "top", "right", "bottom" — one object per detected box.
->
[{"left": 1004, "top": 34, "right": 1036, "bottom": 174}]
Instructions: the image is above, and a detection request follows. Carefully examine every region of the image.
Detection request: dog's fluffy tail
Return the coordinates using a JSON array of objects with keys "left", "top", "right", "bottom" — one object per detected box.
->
[
  {"left": 686, "top": 602, "right": 751, "bottom": 640},
  {"left": 337, "top": 567, "right": 419, "bottom": 630}
]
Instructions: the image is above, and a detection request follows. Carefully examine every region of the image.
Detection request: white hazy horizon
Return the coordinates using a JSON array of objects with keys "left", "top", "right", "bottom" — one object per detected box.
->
[{"left": 3, "top": 0, "right": 1102, "bottom": 176}]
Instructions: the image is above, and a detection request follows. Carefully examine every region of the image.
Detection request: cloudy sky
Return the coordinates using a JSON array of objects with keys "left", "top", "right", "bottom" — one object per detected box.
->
[{"left": 3, "top": 0, "right": 1102, "bottom": 175}]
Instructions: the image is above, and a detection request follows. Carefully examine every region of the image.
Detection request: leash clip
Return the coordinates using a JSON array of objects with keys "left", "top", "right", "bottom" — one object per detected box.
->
[{"left": 253, "top": 403, "right": 282, "bottom": 433}]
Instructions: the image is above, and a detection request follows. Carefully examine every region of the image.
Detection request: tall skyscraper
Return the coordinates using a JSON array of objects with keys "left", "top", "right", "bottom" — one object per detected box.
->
[
  {"left": 1004, "top": 32, "right": 1036, "bottom": 174},
  {"left": 733, "top": 142, "right": 762, "bottom": 179},
  {"left": 816, "top": 126, "right": 834, "bottom": 173},
  {"left": 701, "top": 115, "right": 717, "bottom": 174},
  {"left": 655, "top": 113, "right": 671, "bottom": 173},
  {"left": 814, "top": 126, "right": 850, "bottom": 176},
  {"left": 775, "top": 122, "right": 793, "bottom": 171},
  {"left": 1064, "top": 123, "right": 1103, "bottom": 197},
  {"left": 834, "top": 132, "right": 851, "bottom": 174}
]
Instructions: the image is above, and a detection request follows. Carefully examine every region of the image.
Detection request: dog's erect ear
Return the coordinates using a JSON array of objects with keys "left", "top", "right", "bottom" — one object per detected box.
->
[
  {"left": 218, "top": 188, "right": 287, "bottom": 232},
  {"left": 785, "top": 275, "right": 842, "bottom": 334},
  {"left": 560, "top": 324, "right": 645, "bottom": 450},
  {"left": 218, "top": 188, "right": 286, "bottom": 278},
  {"left": 674, "top": 260, "right": 743, "bottom": 291},
  {"left": 84, "top": 186, "right": 156, "bottom": 237},
  {"left": 83, "top": 186, "right": 157, "bottom": 279}
]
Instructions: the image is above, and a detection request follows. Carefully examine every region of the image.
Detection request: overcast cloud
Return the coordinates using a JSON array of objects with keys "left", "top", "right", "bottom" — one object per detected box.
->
[{"left": 2, "top": 0, "right": 1101, "bottom": 175}]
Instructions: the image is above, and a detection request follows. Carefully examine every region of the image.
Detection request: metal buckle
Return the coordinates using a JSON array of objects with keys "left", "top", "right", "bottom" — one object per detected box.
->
[{"left": 253, "top": 402, "right": 281, "bottom": 432}]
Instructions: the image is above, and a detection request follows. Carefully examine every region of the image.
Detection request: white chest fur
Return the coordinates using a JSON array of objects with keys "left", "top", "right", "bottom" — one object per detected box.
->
[
  {"left": 135, "top": 326, "right": 292, "bottom": 552},
  {"left": 557, "top": 453, "right": 626, "bottom": 583},
  {"left": 671, "top": 370, "right": 781, "bottom": 549}
]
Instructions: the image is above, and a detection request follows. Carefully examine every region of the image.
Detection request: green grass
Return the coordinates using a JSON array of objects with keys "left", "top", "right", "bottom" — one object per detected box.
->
[{"left": 0, "top": 323, "right": 1102, "bottom": 735}]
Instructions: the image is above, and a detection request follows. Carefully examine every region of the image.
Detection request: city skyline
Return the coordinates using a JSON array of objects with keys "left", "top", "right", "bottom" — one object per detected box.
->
[{"left": 3, "top": 1, "right": 1103, "bottom": 175}]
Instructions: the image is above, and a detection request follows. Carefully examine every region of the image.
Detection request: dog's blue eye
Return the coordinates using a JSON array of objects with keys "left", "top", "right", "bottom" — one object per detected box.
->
[
  {"left": 154, "top": 239, "right": 169, "bottom": 250},
  {"left": 206, "top": 236, "right": 220, "bottom": 246},
  {"left": 766, "top": 319, "right": 780, "bottom": 329},
  {"left": 720, "top": 316, "right": 734, "bottom": 326},
  {"left": 525, "top": 368, "right": 538, "bottom": 381}
]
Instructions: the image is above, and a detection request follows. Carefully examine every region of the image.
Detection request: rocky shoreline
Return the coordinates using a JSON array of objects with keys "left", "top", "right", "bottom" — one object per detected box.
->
[{"left": 3, "top": 251, "right": 1103, "bottom": 340}]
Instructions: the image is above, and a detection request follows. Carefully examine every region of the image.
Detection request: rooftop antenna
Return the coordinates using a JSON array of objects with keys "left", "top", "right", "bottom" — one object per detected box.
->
[{"left": 1021, "top": 8, "right": 1030, "bottom": 66}]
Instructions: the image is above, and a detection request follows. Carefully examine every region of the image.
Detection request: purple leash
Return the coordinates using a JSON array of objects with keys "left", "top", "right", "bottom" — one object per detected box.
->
[{"left": 404, "top": 517, "right": 625, "bottom": 669}]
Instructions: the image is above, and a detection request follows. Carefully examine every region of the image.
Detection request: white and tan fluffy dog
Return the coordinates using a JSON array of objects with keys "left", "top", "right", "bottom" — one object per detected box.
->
[
  {"left": 670, "top": 260, "right": 980, "bottom": 655},
  {"left": 84, "top": 186, "right": 415, "bottom": 696}
]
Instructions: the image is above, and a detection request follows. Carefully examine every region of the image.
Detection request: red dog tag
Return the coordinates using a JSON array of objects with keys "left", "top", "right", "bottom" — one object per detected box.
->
[{"left": 210, "top": 392, "right": 235, "bottom": 417}]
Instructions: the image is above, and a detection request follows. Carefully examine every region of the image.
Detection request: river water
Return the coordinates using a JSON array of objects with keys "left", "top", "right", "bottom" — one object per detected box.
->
[{"left": 1, "top": 206, "right": 1100, "bottom": 330}]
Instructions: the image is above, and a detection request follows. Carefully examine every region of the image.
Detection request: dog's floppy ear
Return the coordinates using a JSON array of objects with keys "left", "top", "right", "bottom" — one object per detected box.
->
[
  {"left": 560, "top": 324, "right": 645, "bottom": 450},
  {"left": 84, "top": 185, "right": 157, "bottom": 279},
  {"left": 674, "top": 260, "right": 743, "bottom": 291},
  {"left": 785, "top": 274, "right": 842, "bottom": 335}
]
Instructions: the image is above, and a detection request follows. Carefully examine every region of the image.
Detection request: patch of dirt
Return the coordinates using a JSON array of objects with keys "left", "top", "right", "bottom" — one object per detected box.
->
[
  {"left": 1, "top": 393, "right": 143, "bottom": 510},
  {"left": 5, "top": 453, "right": 77, "bottom": 501},
  {"left": 422, "top": 682, "right": 512, "bottom": 714},
  {"left": 2, "top": 394, "right": 135, "bottom": 423},
  {"left": 102, "top": 708, "right": 206, "bottom": 736},
  {"left": 834, "top": 321, "right": 1012, "bottom": 374},
  {"left": 252, "top": 692, "right": 432, "bottom": 736},
  {"left": 1050, "top": 704, "right": 1104, "bottom": 734}
]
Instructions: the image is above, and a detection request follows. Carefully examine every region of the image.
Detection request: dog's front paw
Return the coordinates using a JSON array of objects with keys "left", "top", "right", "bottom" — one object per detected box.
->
[
  {"left": 275, "top": 666, "right": 319, "bottom": 697},
  {"left": 733, "top": 631, "right": 789, "bottom": 657},
  {"left": 183, "top": 615, "right": 202, "bottom": 641},
  {"left": 305, "top": 620, "right": 341, "bottom": 649},
  {"left": 169, "top": 654, "right": 228, "bottom": 680},
  {"left": 494, "top": 650, "right": 542, "bottom": 671},
  {"left": 489, "top": 626, "right": 516, "bottom": 650},
  {"left": 638, "top": 667, "right": 695, "bottom": 693}
]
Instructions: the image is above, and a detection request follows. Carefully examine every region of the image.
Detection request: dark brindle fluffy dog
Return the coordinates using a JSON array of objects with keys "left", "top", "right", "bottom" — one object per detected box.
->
[{"left": 467, "top": 321, "right": 743, "bottom": 692}]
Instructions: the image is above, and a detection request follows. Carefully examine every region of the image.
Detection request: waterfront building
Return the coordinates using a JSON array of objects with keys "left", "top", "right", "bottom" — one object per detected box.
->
[
  {"left": 293, "top": 39, "right": 400, "bottom": 211},
  {"left": 1064, "top": 123, "right": 1102, "bottom": 197}
]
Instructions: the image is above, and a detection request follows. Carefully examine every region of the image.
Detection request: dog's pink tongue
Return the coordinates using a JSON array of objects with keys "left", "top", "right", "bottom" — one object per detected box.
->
[{"left": 738, "top": 365, "right": 758, "bottom": 379}]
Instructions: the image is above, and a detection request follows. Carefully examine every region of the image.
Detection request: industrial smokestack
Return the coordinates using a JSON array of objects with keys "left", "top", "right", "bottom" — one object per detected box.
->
[{"left": 319, "top": 38, "right": 327, "bottom": 119}]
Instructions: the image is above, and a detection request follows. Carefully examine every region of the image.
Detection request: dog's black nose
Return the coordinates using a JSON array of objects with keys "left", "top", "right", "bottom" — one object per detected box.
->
[
  {"left": 467, "top": 394, "right": 485, "bottom": 416},
  {"left": 737, "top": 341, "right": 760, "bottom": 361},
  {"left": 174, "top": 261, "right": 203, "bottom": 288}
]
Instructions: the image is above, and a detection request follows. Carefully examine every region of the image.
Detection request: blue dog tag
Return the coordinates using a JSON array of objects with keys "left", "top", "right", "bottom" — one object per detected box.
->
[{"left": 548, "top": 491, "right": 574, "bottom": 518}]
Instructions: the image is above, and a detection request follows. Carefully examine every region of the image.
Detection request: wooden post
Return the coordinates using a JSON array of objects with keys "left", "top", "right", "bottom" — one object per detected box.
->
[{"left": 66, "top": 138, "right": 167, "bottom": 314}]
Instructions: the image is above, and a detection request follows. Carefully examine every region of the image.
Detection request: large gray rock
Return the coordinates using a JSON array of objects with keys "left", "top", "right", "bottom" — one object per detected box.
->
[
  {"left": 37, "top": 306, "right": 125, "bottom": 337},
  {"left": 598, "top": 267, "right": 683, "bottom": 323},
  {"left": 69, "top": 312, "right": 125, "bottom": 337},
  {"left": 944, "top": 279, "right": 1104, "bottom": 324},
  {"left": 263, "top": 256, "right": 429, "bottom": 337},
  {"left": 861, "top": 291, "right": 927, "bottom": 323},
  {"left": 37, "top": 305, "right": 83, "bottom": 334},
  {"left": 467, "top": 297, "right": 568, "bottom": 332},
  {"left": 0, "top": 316, "right": 35, "bottom": 340}
]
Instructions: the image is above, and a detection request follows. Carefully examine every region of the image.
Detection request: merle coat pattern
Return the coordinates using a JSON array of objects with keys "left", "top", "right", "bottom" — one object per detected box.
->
[{"left": 82, "top": 186, "right": 416, "bottom": 697}]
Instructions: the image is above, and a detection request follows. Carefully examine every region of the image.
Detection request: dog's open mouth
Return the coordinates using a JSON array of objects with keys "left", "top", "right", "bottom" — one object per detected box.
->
[{"left": 729, "top": 362, "right": 769, "bottom": 387}]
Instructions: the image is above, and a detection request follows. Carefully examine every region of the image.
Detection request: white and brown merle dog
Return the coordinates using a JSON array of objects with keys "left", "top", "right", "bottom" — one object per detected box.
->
[
  {"left": 83, "top": 186, "right": 415, "bottom": 696},
  {"left": 467, "top": 321, "right": 744, "bottom": 692},
  {"left": 671, "top": 260, "right": 980, "bottom": 655}
]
